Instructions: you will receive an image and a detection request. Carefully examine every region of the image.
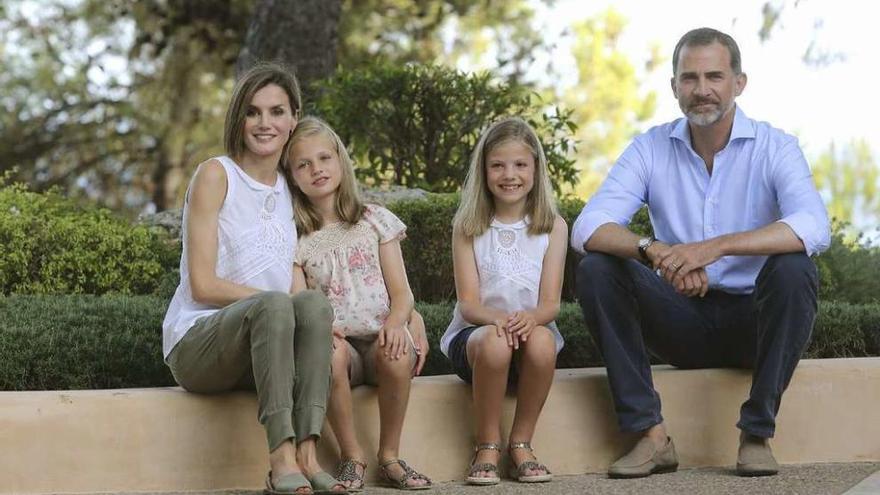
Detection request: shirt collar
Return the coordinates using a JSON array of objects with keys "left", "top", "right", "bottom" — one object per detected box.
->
[
  {"left": 230, "top": 158, "right": 284, "bottom": 194},
  {"left": 670, "top": 104, "right": 756, "bottom": 147}
]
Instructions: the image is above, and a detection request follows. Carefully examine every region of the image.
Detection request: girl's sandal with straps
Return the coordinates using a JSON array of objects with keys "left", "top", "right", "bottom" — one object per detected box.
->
[
  {"left": 466, "top": 443, "right": 502, "bottom": 485},
  {"left": 378, "top": 458, "right": 433, "bottom": 490},
  {"left": 508, "top": 442, "right": 553, "bottom": 483},
  {"left": 334, "top": 459, "right": 367, "bottom": 492}
]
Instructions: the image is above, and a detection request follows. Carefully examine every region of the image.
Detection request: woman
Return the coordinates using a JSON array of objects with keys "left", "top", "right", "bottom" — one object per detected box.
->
[{"left": 162, "top": 62, "right": 344, "bottom": 495}]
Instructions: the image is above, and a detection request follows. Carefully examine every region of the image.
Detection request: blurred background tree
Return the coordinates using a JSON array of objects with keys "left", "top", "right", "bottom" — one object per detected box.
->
[{"left": 0, "top": 0, "right": 653, "bottom": 214}]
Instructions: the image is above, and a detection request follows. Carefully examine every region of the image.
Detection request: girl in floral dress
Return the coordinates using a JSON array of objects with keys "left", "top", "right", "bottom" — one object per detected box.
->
[{"left": 287, "top": 117, "right": 432, "bottom": 491}]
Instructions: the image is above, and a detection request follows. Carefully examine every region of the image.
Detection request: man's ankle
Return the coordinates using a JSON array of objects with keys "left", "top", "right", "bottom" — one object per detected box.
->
[{"left": 643, "top": 424, "right": 668, "bottom": 446}]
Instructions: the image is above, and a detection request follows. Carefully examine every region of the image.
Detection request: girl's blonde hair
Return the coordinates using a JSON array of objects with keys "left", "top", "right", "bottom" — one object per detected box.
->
[
  {"left": 285, "top": 116, "right": 365, "bottom": 235},
  {"left": 454, "top": 117, "right": 557, "bottom": 237}
]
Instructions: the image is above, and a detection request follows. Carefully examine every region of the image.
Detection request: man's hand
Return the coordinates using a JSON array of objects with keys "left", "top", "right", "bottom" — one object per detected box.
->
[
  {"left": 646, "top": 241, "right": 714, "bottom": 297},
  {"left": 656, "top": 240, "right": 722, "bottom": 284},
  {"left": 674, "top": 267, "right": 710, "bottom": 297}
]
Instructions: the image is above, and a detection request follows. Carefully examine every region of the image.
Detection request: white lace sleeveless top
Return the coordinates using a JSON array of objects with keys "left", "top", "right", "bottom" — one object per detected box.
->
[
  {"left": 440, "top": 217, "right": 563, "bottom": 356},
  {"left": 162, "top": 156, "right": 296, "bottom": 358}
]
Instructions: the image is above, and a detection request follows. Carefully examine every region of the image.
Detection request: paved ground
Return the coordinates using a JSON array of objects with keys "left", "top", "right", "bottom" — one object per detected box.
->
[{"left": 95, "top": 462, "right": 880, "bottom": 495}]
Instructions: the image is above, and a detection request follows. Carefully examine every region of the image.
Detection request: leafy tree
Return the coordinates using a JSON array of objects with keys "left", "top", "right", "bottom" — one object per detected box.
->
[
  {"left": 559, "top": 9, "right": 659, "bottom": 198},
  {"left": 338, "top": 0, "right": 556, "bottom": 84},
  {"left": 312, "top": 64, "right": 578, "bottom": 193},
  {"left": 811, "top": 139, "right": 880, "bottom": 226}
]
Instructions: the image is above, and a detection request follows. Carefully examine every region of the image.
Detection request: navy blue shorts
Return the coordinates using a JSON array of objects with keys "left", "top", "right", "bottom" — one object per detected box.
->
[{"left": 447, "top": 325, "right": 519, "bottom": 387}]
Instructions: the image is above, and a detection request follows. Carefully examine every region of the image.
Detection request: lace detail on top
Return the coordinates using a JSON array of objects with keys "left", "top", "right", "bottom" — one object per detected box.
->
[
  {"left": 162, "top": 155, "right": 296, "bottom": 358},
  {"left": 216, "top": 207, "right": 293, "bottom": 285},
  {"left": 440, "top": 216, "right": 564, "bottom": 356},
  {"left": 296, "top": 204, "right": 406, "bottom": 337}
]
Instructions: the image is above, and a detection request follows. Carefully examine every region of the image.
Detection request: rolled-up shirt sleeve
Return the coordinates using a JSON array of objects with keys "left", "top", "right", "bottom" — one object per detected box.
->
[
  {"left": 571, "top": 140, "right": 650, "bottom": 254},
  {"left": 771, "top": 137, "right": 831, "bottom": 256}
]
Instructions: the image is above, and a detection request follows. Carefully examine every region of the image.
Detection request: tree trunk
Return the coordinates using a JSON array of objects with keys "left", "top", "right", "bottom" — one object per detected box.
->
[{"left": 236, "top": 0, "right": 342, "bottom": 90}]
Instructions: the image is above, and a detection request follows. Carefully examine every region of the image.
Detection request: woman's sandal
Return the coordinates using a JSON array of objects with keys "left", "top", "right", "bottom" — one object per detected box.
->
[
  {"left": 378, "top": 458, "right": 433, "bottom": 490},
  {"left": 334, "top": 459, "right": 367, "bottom": 492},
  {"left": 507, "top": 442, "right": 553, "bottom": 483},
  {"left": 306, "top": 471, "right": 348, "bottom": 494},
  {"left": 465, "top": 443, "right": 501, "bottom": 485},
  {"left": 265, "top": 471, "right": 313, "bottom": 495}
]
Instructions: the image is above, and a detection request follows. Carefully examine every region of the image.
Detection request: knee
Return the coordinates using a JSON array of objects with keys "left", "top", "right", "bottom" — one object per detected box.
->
[
  {"left": 473, "top": 328, "right": 513, "bottom": 369},
  {"left": 521, "top": 327, "right": 557, "bottom": 368},
  {"left": 254, "top": 290, "right": 295, "bottom": 313},
  {"left": 374, "top": 346, "right": 413, "bottom": 376},
  {"left": 251, "top": 291, "right": 296, "bottom": 338},
  {"left": 758, "top": 253, "right": 818, "bottom": 296},
  {"left": 293, "top": 289, "right": 334, "bottom": 322},
  {"left": 576, "top": 252, "right": 626, "bottom": 294}
]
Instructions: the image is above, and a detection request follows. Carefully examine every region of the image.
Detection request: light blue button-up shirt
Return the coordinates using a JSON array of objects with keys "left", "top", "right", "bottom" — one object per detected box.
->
[{"left": 571, "top": 106, "right": 831, "bottom": 294}]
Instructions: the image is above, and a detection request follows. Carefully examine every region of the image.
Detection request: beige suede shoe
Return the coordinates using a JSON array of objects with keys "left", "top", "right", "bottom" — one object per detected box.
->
[
  {"left": 608, "top": 436, "right": 679, "bottom": 479},
  {"left": 736, "top": 432, "right": 779, "bottom": 477}
]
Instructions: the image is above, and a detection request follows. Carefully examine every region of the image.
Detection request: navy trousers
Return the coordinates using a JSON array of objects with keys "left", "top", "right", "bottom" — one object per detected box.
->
[{"left": 575, "top": 252, "right": 818, "bottom": 438}]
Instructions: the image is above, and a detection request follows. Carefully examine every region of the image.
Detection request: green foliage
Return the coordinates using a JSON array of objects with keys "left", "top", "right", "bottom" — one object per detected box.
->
[
  {"left": 811, "top": 140, "right": 879, "bottom": 227},
  {"left": 387, "top": 194, "right": 652, "bottom": 302},
  {"left": 311, "top": 63, "right": 578, "bottom": 193},
  {"left": 0, "top": 181, "right": 177, "bottom": 295},
  {"left": 388, "top": 193, "right": 459, "bottom": 302},
  {"left": 0, "top": 294, "right": 174, "bottom": 390},
  {"left": 805, "top": 301, "right": 879, "bottom": 359},
  {"left": 338, "top": 0, "right": 554, "bottom": 83},
  {"left": 2, "top": 295, "right": 876, "bottom": 390},
  {"left": 814, "top": 221, "right": 880, "bottom": 305}
]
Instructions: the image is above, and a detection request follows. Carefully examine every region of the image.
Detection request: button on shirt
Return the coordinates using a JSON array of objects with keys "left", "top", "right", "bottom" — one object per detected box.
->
[{"left": 571, "top": 106, "right": 831, "bottom": 294}]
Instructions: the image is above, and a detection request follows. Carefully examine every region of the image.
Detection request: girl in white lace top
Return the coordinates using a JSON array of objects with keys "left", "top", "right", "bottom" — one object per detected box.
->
[
  {"left": 287, "top": 117, "right": 432, "bottom": 490},
  {"left": 441, "top": 117, "right": 568, "bottom": 485}
]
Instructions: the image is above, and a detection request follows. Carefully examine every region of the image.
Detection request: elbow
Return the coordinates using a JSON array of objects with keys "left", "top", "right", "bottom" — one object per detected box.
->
[{"left": 189, "top": 278, "right": 213, "bottom": 305}]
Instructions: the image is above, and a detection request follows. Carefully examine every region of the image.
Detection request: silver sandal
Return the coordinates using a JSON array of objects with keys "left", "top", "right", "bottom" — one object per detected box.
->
[{"left": 466, "top": 443, "right": 501, "bottom": 485}]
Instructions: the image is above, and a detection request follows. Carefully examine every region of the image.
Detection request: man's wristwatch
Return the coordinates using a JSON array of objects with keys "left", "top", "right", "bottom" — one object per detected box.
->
[{"left": 637, "top": 236, "right": 655, "bottom": 262}]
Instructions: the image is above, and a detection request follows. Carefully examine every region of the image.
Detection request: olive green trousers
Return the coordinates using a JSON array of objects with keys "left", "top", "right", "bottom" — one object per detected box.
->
[{"left": 168, "top": 290, "right": 333, "bottom": 451}]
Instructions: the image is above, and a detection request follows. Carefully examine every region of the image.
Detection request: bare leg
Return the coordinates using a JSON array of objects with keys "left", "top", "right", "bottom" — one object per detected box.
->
[
  {"left": 508, "top": 326, "right": 556, "bottom": 476},
  {"left": 466, "top": 326, "right": 513, "bottom": 479},
  {"left": 326, "top": 337, "right": 365, "bottom": 489},
  {"left": 374, "top": 340, "right": 429, "bottom": 487}
]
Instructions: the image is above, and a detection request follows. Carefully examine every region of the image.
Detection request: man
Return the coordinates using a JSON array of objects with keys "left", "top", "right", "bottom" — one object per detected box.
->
[{"left": 572, "top": 27, "right": 830, "bottom": 478}]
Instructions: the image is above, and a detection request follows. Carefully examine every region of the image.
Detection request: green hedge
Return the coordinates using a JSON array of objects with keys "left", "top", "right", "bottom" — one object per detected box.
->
[
  {"left": 0, "top": 182, "right": 177, "bottom": 295},
  {"left": 387, "top": 194, "right": 652, "bottom": 302},
  {"left": 2, "top": 295, "right": 877, "bottom": 390}
]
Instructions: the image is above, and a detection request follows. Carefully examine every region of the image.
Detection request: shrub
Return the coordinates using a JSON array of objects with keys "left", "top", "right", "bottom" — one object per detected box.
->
[
  {"left": 388, "top": 194, "right": 652, "bottom": 302},
  {"left": 2, "top": 295, "right": 876, "bottom": 390},
  {"left": 0, "top": 294, "right": 174, "bottom": 390},
  {"left": 311, "top": 63, "right": 578, "bottom": 194},
  {"left": 814, "top": 222, "right": 880, "bottom": 305},
  {"left": 0, "top": 182, "right": 177, "bottom": 295}
]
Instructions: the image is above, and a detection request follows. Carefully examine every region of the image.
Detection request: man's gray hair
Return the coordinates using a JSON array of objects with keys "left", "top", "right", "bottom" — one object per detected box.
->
[{"left": 672, "top": 27, "right": 742, "bottom": 75}]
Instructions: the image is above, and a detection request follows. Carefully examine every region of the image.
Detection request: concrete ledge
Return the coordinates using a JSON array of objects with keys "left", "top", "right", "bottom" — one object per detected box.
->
[{"left": 1, "top": 358, "right": 878, "bottom": 494}]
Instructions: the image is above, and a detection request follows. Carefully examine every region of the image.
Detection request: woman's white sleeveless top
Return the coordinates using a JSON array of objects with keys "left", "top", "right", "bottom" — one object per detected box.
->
[
  {"left": 162, "top": 156, "right": 296, "bottom": 358},
  {"left": 440, "top": 217, "right": 564, "bottom": 356}
]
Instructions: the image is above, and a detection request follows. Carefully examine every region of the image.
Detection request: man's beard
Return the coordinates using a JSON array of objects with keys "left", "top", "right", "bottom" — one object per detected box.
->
[{"left": 682, "top": 100, "right": 729, "bottom": 127}]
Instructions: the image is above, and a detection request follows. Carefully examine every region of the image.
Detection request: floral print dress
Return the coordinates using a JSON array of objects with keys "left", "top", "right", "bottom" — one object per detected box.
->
[{"left": 295, "top": 204, "right": 407, "bottom": 339}]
